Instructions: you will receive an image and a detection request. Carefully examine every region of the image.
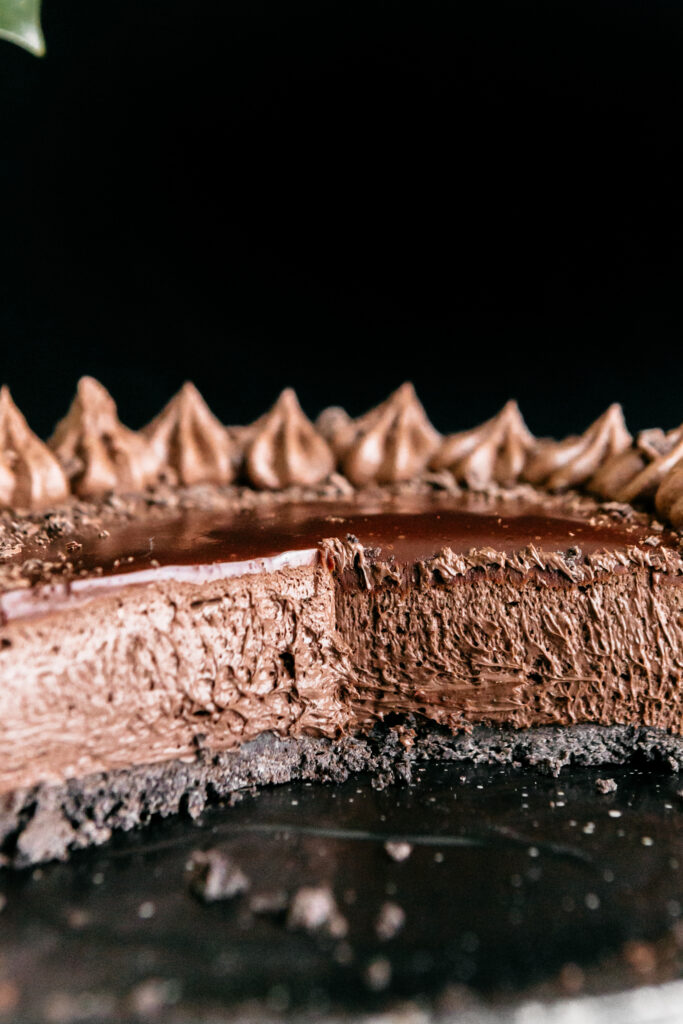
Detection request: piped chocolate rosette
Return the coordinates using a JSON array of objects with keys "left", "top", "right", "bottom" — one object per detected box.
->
[{"left": 1, "top": 376, "right": 683, "bottom": 531}]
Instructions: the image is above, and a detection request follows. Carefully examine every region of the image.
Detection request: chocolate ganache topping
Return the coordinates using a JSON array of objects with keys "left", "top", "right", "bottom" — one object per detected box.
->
[
  {"left": 245, "top": 388, "right": 335, "bottom": 490},
  {"left": 144, "top": 382, "right": 235, "bottom": 487},
  {"left": 524, "top": 404, "right": 632, "bottom": 491},
  {"left": 0, "top": 387, "right": 68, "bottom": 509},
  {"left": 324, "top": 382, "right": 441, "bottom": 486},
  {"left": 429, "top": 400, "right": 534, "bottom": 488}
]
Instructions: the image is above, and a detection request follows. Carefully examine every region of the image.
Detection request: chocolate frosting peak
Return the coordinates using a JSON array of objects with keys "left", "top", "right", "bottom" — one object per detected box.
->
[
  {"left": 656, "top": 463, "right": 683, "bottom": 529},
  {"left": 0, "top": 387, "right": 69, "bottom": 509},
  {"left": 49, "top": 377, "right": 158, "bottom": 498},
  {"left": 144, "top": 382, "right": 234, "bottom": 487},
  {"left": 2, "top": 374, "right": 683, "bottom": 535},
  {"left": 589, "top": 425, "right": 683, "bottom": 502},
  {"left": 524, "top": 404, "right": 632, "bottom": 492},
  {"left": 245, "top": 388, "right": 335, "bottom": 490},
  {"left": 334, "top": 383, "right": 441, "bottom": 487},
  {"left": 430, "top": 400, "right": 534, "bottom": 488},
  {"left": 614, "top": 426, "right": 683, "bottom": 504}
]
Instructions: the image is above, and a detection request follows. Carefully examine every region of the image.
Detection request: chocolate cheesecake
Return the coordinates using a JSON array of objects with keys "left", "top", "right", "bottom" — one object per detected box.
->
[{"left": 3, "top": 379, "right": 683, "bottom": 866}]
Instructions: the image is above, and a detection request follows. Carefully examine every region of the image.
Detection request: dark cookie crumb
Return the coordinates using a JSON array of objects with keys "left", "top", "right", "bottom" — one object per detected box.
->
[
  {"left": 375, "top": 901, "right": 406, "bottom": 941},
  {"left": 287, "top": 886, "right": 348, "bottom": 938},
  {"left": 249, "top": 890, "right": 289, "bottom": 916},
  {"left": 364, "top": 956, "right": 392, "bottom": 991},
  {"left": 384, "top": 840, "right": 413, "bottom": 863},
  {"left": 187, "top": 849, "right": 250, "bottom": 903}
]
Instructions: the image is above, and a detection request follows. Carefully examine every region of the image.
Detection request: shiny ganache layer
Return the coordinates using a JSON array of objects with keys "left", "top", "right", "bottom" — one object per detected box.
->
[
  {"left": 0, "top": 495, "right": 669, "bottom": 622},
  {"left": 1, "top": 494, "right": 683, "bottom": 795}
]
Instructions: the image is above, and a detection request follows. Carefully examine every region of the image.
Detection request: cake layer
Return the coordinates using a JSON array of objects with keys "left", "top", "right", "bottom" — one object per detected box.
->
[
  {"left": 340, "top": 562, "right": 683, "bottom": 733},
  {"left": 0, "top": 563, "right": 349, "bottom": 793},
  {"left": 2, "top": 491, "right": 682, "bottom": 799}
]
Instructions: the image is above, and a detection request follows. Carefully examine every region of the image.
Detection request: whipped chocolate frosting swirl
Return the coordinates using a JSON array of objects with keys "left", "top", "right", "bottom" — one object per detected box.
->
[
  {"left": 144, "top": 382, "right": 234, "bottom": 487},
  {"left": 3, "top": 374, "right": 683, "bottom": 535},
  {"left": 587, "top": 448, "right": 648, "bottom": 501},
  {"left": 655, "top": 463, "right": 683, "bottom": 529},
  {"left": 330, "top": 383, "right": 441, "bottom": 487},
  {"left": 430, "top": 400, "right": 534, "bottom": 488},
  {"left": 588, "top": 425, "right": 683, "bottom": 502},
  {"left": 0, "top": 387, "right": 69, "bottom": 509},
  {"left": 612, "top": 427, "right": 683, "bottom": 505},
  {"left": 524, "top": 404, "right": 632, "bottom": 492},
  {"left": 49, "top": 377, "right": 158, "bottom": 498},
  {"left": 245, "top": 389, "right": 335, "bottom": 490}
]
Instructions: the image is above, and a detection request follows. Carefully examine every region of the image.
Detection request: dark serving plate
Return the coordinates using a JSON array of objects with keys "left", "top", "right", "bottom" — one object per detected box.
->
[{"left": 1, "top": 759, "right": 683, "bottom": 1022}]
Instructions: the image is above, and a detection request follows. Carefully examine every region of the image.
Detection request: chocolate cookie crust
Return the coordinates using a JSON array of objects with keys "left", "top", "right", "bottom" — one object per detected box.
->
[{"left": 5, "top": 720, "right": 683, "bottom": 868}]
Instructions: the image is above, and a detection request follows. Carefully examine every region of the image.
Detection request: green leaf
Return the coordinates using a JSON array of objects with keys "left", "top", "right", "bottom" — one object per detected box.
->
[{"left": 0, "top": 0, "right": 45, "bottom": 56}]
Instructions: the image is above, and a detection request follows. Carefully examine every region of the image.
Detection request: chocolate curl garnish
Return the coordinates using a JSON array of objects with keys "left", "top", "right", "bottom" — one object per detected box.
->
[
  {"left": 245, "top": 388, "right": 335, "bottom": 489},
  {"left": 524, "top": 404, "right": 632, "bottom": 492},
  {"left": 430, "top": 400, "right": 534, "bottom": 488},
  {"left": 335, "top": 383, "right": 441, "bottom": 487},
  {"left": 144, "top": 382, "right": 234, "bottom": 487},
  {"left": 613, "top": 425, "right": 683, "bottom": 505},
  {"left": 49, "top": 376, "right": 158, "bottom": 497},
  {"left": 655, "top": 464, "right": 683, "bottom": 529},
  {"left": 0, "top": 386, "right": 69, "bottom": 509}
]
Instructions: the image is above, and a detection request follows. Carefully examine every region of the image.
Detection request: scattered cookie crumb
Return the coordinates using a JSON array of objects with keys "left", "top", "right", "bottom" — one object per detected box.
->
[
  {"left": 0, "top": 980, "right": 18, "bottom": 1014},
  {"left": 623, "top": 940, "right": 657, "bottom": 976},
  {"left": 384, "top": 841, "right": 413, "bottom": 862},
  {"left": 392, "top": 724, "right": 416, "bottom": 749},
  {"left": 375, "top": 901, "right": 406, "bottom": 941},
  {"left": 559, "top": 962, "right": 584, "bottom": 994},
  {"left": 128, "top": 978, "right": 182, "bottom": 1015},
  {"left": 249, "top": 890, "right": 288, "bottom": 915},
  {"left": 188, "top": 849, "right": 250, "bottom": 903},
  {"left": 287, "top": 886, "right": 348, "bottom": 938},
  {"left": 364, "top": 957, "right": 392, "bottom": 991},
  {"left": 65, "top": 907, "right": 91, "bottom": 929},
  {"left": 595, "top": 778, "right": 617, "bottom": 794}
]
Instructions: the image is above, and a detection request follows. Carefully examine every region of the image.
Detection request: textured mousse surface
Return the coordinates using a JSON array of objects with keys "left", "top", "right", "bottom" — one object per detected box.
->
[
  {"left": 340, "top": 566, "right": 683, "bottom": 734},
  {"left": 0, "top": 564, "right": 348, "bottom": 793}
]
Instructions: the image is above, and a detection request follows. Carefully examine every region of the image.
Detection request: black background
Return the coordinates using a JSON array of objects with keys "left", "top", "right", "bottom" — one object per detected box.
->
[{"left": 0, "top": 0, "right": 682, "bottom": 439}]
